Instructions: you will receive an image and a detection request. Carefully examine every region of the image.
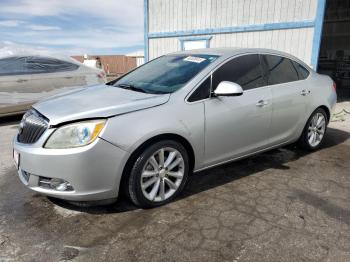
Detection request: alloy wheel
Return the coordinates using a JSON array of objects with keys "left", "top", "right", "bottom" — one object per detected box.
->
[
  {"left": 307, "top": 112, "right": 326, "bottom": 147},
  {"left": 140, "top": 147, "right": 185, "bottom": 202}
]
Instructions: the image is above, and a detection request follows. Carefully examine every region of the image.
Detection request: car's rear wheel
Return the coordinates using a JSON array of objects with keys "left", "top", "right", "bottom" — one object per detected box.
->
[
  {"left": 127, "top": 140, "right": 189, "bottom": 208},
  {"left": 298, "top": 108, "right": 328, "bottom": 151}
]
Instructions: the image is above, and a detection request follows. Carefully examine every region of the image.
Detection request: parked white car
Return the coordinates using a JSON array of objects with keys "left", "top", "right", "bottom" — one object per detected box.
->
[{"left": 0, "top": 54, "right": 106, "bottom": 117}]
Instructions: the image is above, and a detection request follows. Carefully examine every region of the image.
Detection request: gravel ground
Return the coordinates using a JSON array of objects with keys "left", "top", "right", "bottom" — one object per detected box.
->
[{"left": 0, "top": 102, "right": 349, "bottom": 262}]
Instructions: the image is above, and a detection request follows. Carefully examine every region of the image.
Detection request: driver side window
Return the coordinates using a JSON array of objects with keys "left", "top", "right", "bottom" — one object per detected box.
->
[
  {"left": 212, "top": 54, "right": 265, "bottom": 91},
  {"left": 0, "top": 57, "right": 26, "bottom": 76}
]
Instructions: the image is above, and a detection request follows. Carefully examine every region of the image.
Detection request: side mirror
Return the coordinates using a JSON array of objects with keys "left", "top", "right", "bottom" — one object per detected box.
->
[{"left": 213, "top": 81, "right": 243, "bottom": 97}]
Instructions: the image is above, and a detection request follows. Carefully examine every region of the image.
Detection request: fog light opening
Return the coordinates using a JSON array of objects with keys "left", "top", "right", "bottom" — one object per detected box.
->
[{"left": 48, "top": 178, "right": 74, "bottom": 191}]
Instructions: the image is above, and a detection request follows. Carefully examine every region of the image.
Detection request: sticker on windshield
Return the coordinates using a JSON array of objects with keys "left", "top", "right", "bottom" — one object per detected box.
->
[{"left": 183, "top": 56, "right": 206, "bottom": 63}]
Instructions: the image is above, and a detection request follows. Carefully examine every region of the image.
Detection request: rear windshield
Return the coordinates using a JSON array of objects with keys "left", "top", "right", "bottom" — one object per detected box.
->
[{"left": 112, "top": 54, "right": 219, "bottom": 94}]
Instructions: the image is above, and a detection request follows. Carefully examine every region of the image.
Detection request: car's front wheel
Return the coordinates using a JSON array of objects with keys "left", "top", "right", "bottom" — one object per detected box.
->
[
  {"left": 127, "top": 140, "right": 189, "bottom": 208},
  {"left": 298, "top": 108, "right": 328, "bottom": 151}
]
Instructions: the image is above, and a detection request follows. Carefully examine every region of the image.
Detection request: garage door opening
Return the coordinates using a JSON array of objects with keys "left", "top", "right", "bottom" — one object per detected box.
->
[{"left": 318, "top": 0, "right": 350, "bottom": 101}]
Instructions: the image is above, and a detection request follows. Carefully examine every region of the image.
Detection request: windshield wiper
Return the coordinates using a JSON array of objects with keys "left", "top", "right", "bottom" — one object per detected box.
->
[
  {"left": 116, "top": 84, "right": 147, "bottom": 93},
  {"left": 149, "top": 90, "right": 170, "bottom": 94}
]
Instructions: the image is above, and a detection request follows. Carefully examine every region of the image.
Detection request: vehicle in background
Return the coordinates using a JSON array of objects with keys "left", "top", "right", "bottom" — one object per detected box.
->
[{"left": 0, "top": 55, "right": 106, "bottom": 117}]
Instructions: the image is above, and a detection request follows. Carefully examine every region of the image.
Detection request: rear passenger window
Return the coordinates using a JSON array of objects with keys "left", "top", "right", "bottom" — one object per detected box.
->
[
  {"left": 212, "top": 54, "right": 265, "bottom": 91},
  {"left": 25, "top": 57, "right": 79, "bottom": 74},
  {"left": 188, "top": 76, "right": 211, "bottom": 102},
  {"left": 264, "top": 55, "right": 299, "bottom": 85},
  {"left": 292, "top": 61, "right": 310, "bottom": 80}
]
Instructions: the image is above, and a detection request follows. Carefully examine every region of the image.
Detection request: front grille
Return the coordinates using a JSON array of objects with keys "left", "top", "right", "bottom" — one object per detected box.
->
[{"left": 17, "top": 109, "right": 49, "bottom": 144}]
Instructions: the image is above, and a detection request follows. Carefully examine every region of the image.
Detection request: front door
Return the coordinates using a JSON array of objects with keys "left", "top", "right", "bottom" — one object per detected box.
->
[
  {"left": 0, "top": 56, "right": 33, "bottom": 115},
  {"left": 204, "top": 54, "right": 272, "bottom": 166}
]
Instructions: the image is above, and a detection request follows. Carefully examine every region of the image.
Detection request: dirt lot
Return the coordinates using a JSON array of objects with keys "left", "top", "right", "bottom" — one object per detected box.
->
[{"left": 0, "top": 102, "right": 350, "bottom": 262}]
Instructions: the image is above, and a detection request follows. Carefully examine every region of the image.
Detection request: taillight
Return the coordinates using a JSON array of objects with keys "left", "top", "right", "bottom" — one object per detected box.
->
[
  {"left": 97, "top": 71, "right": 105, "bottom": 79},
  {"left": 332, "top": 82, "right": 336, "bottom": 92}
]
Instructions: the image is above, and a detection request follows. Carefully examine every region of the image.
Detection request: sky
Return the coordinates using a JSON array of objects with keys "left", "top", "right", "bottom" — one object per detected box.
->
[{"left": 0, "top": 0, "right": 144, "bottom": 55}]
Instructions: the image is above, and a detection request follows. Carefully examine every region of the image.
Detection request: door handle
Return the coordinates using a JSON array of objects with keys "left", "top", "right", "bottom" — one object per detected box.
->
[
  {"left": 301, "top": 89, "right": 310, "bottom": 96},
  {"left": 256, "top": 100, "right": 268, "bottom": 107}
]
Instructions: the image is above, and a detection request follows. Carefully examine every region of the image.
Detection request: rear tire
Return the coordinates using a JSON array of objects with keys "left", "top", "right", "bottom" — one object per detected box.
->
[
  {"left": 298, "top": 108, "right": 328, "bottom": 151},
  {"left": 126, "top": 140, "right": 189, "bottom": 208}
]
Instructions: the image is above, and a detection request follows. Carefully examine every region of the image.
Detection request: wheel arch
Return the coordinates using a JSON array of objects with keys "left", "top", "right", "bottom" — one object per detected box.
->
[
  {"left": 119, "top": 133, "right": 196, "bottom": 195},
  {"left": 301, "top": 105, "right": 331, "bottom": 136},
  {"left": 317, "top": 105, "right": 331, "bottom": 123}
]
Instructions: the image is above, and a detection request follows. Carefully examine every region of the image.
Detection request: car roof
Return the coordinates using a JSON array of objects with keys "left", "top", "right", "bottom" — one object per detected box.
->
[
  {"left": 171, "top": 47, "right": 289, "bottom": 57},
  {"left": 0, "top": 53, "right": 82, "bottom": 66},
  {"left": 169, "top": 47, "right": 310, "bottom": 69}
]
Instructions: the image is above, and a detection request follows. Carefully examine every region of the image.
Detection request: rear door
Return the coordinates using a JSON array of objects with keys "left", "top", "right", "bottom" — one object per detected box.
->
[
  {"left": 24, "top": 57, "right": 85, "bottom": 100},
  {"left": 203, "top": 54, "right": 272, "bottom": 166},
  {"left": 261, "top": 54, "right": 310, "bottom": 144}
]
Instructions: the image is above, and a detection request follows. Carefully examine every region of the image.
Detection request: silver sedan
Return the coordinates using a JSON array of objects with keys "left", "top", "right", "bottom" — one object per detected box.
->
[{"left": 13, "top": 48, "right": 337, "bottom": 208}]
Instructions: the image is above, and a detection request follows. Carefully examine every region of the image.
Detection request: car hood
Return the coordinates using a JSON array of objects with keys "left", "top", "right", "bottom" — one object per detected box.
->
[{"left": 33, "top": 84, "right": 170, "bottom": 125}]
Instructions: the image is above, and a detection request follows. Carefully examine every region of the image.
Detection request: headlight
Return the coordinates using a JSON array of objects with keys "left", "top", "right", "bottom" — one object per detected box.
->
[{"left": 44, "top": 119, "right": 106, "bottom": 149}]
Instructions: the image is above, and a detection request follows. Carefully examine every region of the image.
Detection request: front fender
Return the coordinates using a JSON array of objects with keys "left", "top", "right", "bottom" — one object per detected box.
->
[{"left": 100, "top": 102, "right": 206, "bottom": 170}]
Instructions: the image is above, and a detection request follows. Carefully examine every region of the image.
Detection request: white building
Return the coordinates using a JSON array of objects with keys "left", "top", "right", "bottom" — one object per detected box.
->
[{"left": 144, "top": 0, "right": 350, "bottom": 88}]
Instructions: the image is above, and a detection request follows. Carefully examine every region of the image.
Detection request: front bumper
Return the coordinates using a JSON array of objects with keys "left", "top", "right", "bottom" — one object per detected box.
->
[{"left": 13, "top": 130, "right": 130, "bottom": 201}]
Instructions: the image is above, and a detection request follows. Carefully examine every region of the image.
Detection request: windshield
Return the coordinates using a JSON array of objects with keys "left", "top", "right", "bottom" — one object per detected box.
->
[{"left": 112, "top": 54, "right": 218, "bottom": 94}]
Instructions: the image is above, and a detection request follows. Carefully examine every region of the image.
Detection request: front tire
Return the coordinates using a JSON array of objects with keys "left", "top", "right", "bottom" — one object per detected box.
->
[
  {"left": 298, "top": 108, "right": 328, "bottom": 151},
  {"left": 127, "top": 140, "right": 189, "bottom": 208}
]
